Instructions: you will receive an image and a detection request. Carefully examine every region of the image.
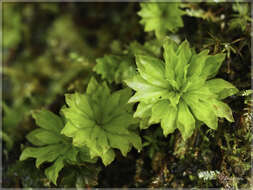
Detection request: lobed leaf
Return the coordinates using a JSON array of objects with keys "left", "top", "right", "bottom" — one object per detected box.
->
[
  {"left": 177, "top": 101, "right": 195, "bottom": 140},
  {"left": 136, "top": 55, "right": 168, "bottom": 88},
  {"left": 138, "top": 3, "right": 185, "bottom": 38},
  {"left": 61, "top": 78, "right": 142, "bottom": 165},
  {"left": 45, "top": 157, "right": 64, "bottom": 185},
  {"left": 205, "top": 78, "right": 239, "bottom": 99},
  {"left": 183, "top": 92, "right": 218, "bottom": 130},
  {"left": 20, "top": 110, "right": 94, "bottom": 185},
  {"left": 161, "top": 105, "right": 178, "bottom": 137},
  {"left": 26, "top": 128, "right": 62, "bottom": 146},
  {"left": 200, "top": 53, "right": 226, "bottom": 79},
  {"left": 32, "top": 109, "right": 64, "bottom": 133}
]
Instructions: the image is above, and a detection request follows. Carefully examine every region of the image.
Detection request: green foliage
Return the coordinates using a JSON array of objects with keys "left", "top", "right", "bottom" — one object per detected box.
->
[
  {"left": 229, "top": 3, "right": 251, "bottom": 31},
  {"left": 125, "top": 38, "right": 238, "bottom": 140},
  {"left": 2, "top": 8, "right": 94, "bottom": 151},
  {"left": 3, "top": 3, "right": 23, "bottom": 48},
  {"left": 129, "top": 40, "right": 163, "bottom": 58},
  {"left": 47, "top": 15, "right": 94, "bottom": 57},
  {"left": 60, "top": 165, "right": 101, "bottom": 188},
  {"left": 20, "top": 110, "right": 95, "bottom": 185},
  {"left": 6, "top": 160, "right": 47, "bottom": 187},
  {"left": 94, "top": 39, "right": 163, "bottom": 84},
  {"left": 138, "top": 2, "right": 185, "bottom": 38},
  {"left": 94, "top": 55, "right": 136, "bottom": 84},
  {"left": 61, "top": 77, "right": 142, "bottom": 165},
  {"left": 142, "top": 128, "right": 167, "bottom": 159},
  {"left": 2, "top": 101, "right": 29, "bottom": 148}
]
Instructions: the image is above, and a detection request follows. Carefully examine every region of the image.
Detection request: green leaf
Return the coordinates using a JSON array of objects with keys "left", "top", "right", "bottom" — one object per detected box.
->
[
  {"left": 183, "top": 75, "right": 206, "bottom": 92},
  {"left": 20, "top": 110, "right": 94, "bottom": 185},
  {"left": 94, "top": 55, "right": 120, "bottom": 83},
  {"left": 61, "top": 78, "right": 142, "bottom": 165},
  {"left": 138, "top": 3, "right": 185, "bottom": 38},
  {"left": 134, "top": 102, "right": 153, "bottom": 119},
  {"left": 177, "top": 101, "right": 195, "bottom": 141},
  {"left": 20, "top": 144, "right": 63, "bottom": 168},
  {"left": 127, "top": 131, "right": 142, "bottom": 151},
  {"left": 125, "top": 75, "right": 162, "bottom": 92},
  {"left": 94, "top": 55, "right": 136, "bottom": 84},
  {"left": 94, "top": 40, "right": 163, "bottom": 85},
  {"left": 163, "top": 38, "right": 179, "bottom": 88},
  {"left": 65, "top": 93, "right": 94, "bottom": 119},
  {"left": 229, "top": 3, "right": 250, "bottom": 31},
  {"left": 60, "top": 121, "right": 78, "bottom": 137},
  {"left": 161, "top": 105, "right": 178, "bottom": 136},
  {"left": 26, "top": 128, "right": 62, "bottom": 146},
  {"left": 143, "top": 40, "right": 163, "bottom": 57},
  {"left": 129, "top": 40, "right": 162, "bottom": 58},
  {"left": 96, "top": 149, "right": 115, "bottom": 166},
  {"left": 140, "top": 117, "right": 151, "bottom": 130},
  {"left": 136, "top": 55, "right": 168, "bottom": 88},
  {"left": 104, "top": 114, "right": 134, "bottom": 135},
  {"left": 187, "top": 49, "right": 210, "bottom": 78},
  {"left": 208, "top": 99, "right": 234, "bottom": 122},
  {"left": 183, "top": 92, "right": 218, "bottom": 130},
  {"left": 205, "top": 78, "right": 239, "bottom": 99},
  {"left": 45, "top": 157, "right": 64, "bottom": 185},
  {"left": 32, "top": 109, "right": 64, "bottom": 133},
  {"left": 62, "top": 95, "right": 96, "bottom": 129},
  {"left": 107, "top": 133, "right": 131, "bottom": 156},
  {"left": 174, "top": 40, "right": 192, "bottom": 80},
  {"left": 166, "top": 91, "right": 182, "bottom": 108},
  {"left": 64, "top": 147, "right": 79, "bottom": 163},
  {"left": 87, "top": 77, "right": 107, "bottom": 95},
  {"left": 149, "top": 100, "right": 170, "bottom": 124},
  {"left": 125, "top": 75, "right": 169, "bottom": 103},
  {"left": 190, "top": 85, "right": 217, "bottom": 99},
  {"left": 149, "top": 99, "right": 178, "bottom": 136},
  {"left": 200, "top": 53, "right": 226, "bottom": 79},
  {"left": 116, "top": 88, "right": 135, "bottom": 113},
  {"left": 79, "top": 147, "right": 98, "bottom": 163}
]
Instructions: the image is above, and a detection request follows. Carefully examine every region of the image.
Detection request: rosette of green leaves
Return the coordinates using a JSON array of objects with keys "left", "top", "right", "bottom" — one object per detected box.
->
[
  {"left": 125, "top": 38, "right": 238, "bottom": 140},
  {"left": 138, "top": 2, "right": 185, "bottom": 38},
  {"left": 20, "top": 110, "right": 95, "bottom": 185},
  {"left": 61, "top": 77, "right": 142, "bottom": 166}
]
